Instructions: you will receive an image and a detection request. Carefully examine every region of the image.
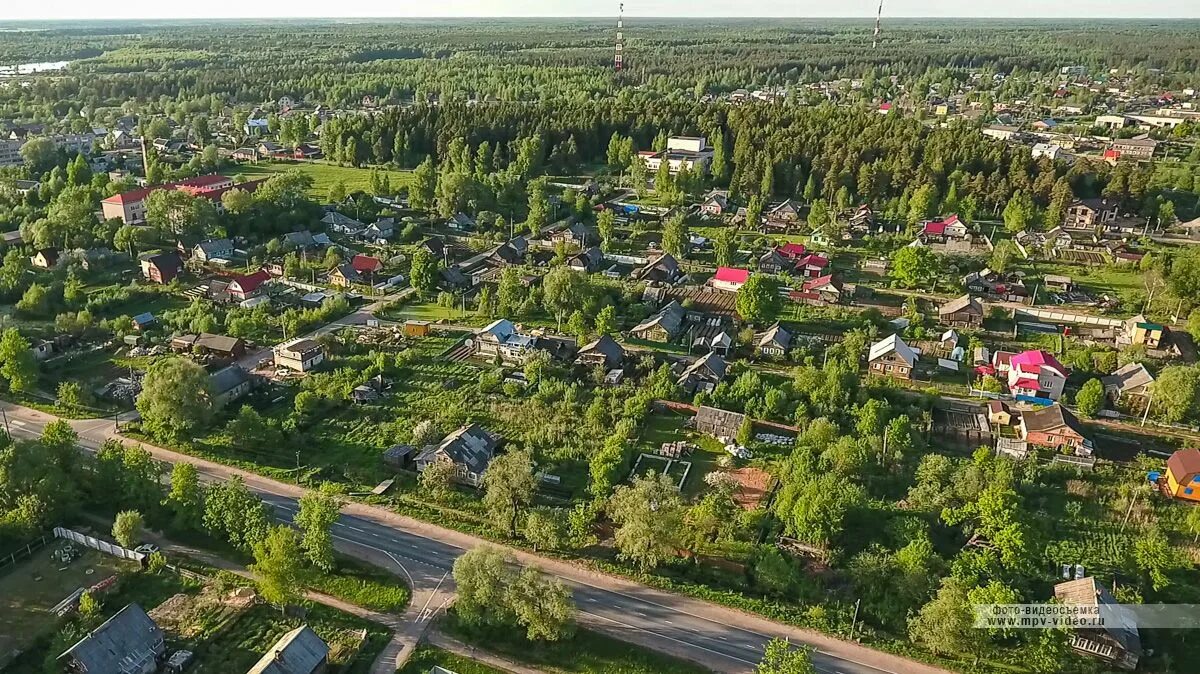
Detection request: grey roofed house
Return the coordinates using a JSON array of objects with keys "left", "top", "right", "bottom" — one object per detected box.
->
[
  {"left": 938, "top": 294, "right": 984, "bottom": 318},
  {"left": 59, "top": 603, "right": 165, "bottom": 674},
  {"left": 211, "top": 364, "right": 250, "bottom": 395},
  {"left": 568, "top": 246, "right": 604, "bottom": 271},
  {"left": 195, "top": 238, "right": 234, "bottom": 259},
  {"left": 868, "top": 334, "right": 917, "bottom": 367},
  {"left": 283, "top": 230, "right": 317, "bottom": 248},
  {"left": 630, "top": 300, "right": 685, "bottom": 339},
  {"left": 635, "top": 253, "right": 682, "bottom": 283},
  {"left": 756, "top": 322, "right": 791, "bottom": 352},
  {"left": 575, "top": 334, "right": 626, "bottom": 369},
  {"left": 1102, "top": 362, "right": 1155, "bottom": 397},
  {"left": 677, "top": 351, "right": 728, "bottom": 392},
  {"left": 320, "top": 210, "right": 364, "bottom": 231},
  {"left": 446, "top": 212, "right": 476, "bottom": 230},
  {"left": 415, "top": 423, "right": 499, "bottom": 487},
  {"left": 246, "top": 625, "right": 329, "bottom": 674},
  {"left": 439, "top": 267, "right": 470, "bottom": 288}
]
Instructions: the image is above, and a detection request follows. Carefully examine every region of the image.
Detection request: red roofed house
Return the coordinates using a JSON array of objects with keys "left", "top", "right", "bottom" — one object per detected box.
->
[
  {"left": 228, "top": 269, "right": 272, "bottom": 301},
  {"left": 709, "top": 266, "right": 750, "bottom": 293},
  {"left": 795, "top": 253, "right": 829, "bottom": 278},
  {"left": 877, "top": 102, "right": 892, "bottom": 115},
  {"left": 789, "top": 274, "right": 846, "bottom": 306},
  {"left": 921, "top": 214, "right": 969, "bottom": 242},
  {"left": 1165, "top": 449, "right": 1200, "bottom": 503},
  {"left": 351, "top": 254, "right": 383, "bottom": 275},
  {"left": 102, "top": 175, "right": 233, "bottom": 224},
  {"left": 1007, "top": 349, "right": 1068, "bottom": 401},
  {"left": 776, "top": 243, "right": 807, "bottom": 260}
]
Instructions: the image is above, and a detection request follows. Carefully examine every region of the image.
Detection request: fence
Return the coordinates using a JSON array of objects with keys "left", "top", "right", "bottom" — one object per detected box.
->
[
  {"left": 0, "top": 534, "right": 52, "bottom": 577},
  {"left": 53, "top": 527, "right": 146, "bottom": 563}
]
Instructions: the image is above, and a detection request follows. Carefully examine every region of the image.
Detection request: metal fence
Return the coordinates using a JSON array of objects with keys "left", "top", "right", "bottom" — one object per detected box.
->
[{"left": 53, "top": 527, "right": 146, "bottom": 563}]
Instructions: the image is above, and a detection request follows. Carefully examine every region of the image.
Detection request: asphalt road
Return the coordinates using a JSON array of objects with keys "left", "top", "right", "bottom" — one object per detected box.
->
[{"left": 2, "top": 404, "right": 940, "bottom": 674}]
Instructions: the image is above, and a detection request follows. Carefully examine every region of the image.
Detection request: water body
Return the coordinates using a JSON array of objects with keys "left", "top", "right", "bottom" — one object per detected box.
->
[{"left": 0, "top": 61, "right": 70, "bottom": 75}]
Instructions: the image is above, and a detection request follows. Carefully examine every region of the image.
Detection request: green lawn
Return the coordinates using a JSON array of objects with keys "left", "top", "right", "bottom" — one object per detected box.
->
[
  {"left": 441, "top": 613, "right": 710, "bottom": 674},
  {"left": 232, "top": 161, "right": 413, "bottom": 199},
  {"left": 397, "top": 645, "right": 509, "bottom": 674},
  {"left": 0, "top": 547, "right": 132, "bottom": 663}
]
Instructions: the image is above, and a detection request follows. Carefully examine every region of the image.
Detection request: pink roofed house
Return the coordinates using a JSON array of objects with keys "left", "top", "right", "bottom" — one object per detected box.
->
[
  {"left": 1007, "top": 350, "right": 1069, "bottom": 401},
  {"left": 709, "top": 266, "right": 751, "bottom": 293}
]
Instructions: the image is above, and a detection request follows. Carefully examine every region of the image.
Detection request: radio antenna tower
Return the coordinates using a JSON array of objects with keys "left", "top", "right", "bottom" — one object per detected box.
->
[
  {"left": 614, "top": 3, "right": 624, "bottom": 71},
  {"left": 872, "top": 0, "right": 883, "bottom": 49}
]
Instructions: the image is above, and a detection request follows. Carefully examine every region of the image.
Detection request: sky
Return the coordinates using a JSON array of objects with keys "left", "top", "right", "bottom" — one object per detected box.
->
[{"left": 1, "top": 0, "right": 1197, "bottom": 21}]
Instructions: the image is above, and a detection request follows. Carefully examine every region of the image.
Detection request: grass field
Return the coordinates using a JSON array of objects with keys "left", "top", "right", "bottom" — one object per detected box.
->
[
  {"left": 442, "top": 613, "right": 710, "bottom": 674},
  {"left": 0, "top": 546, "right": 132, "bottom": 662},
  {"left": 397, "top": 645, "right": 508, "bottom": 674},
  {"left": 232, "top": 161, "right": 414, "bottom": 199}
]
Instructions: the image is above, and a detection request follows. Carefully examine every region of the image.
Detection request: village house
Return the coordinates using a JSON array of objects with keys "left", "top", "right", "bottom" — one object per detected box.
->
[
  {"left": 1123, "top": 314, "right": 1165, "bottom": 349},
  {"left": 1164, "top": 449, "right": 1200, "bottom": 503},
  {"left": 987, "top": 400, "right": 1013, "bottom": 426},
  {"left": 790, "top": 274, "right": 846, "bottom": 306},
  {"left": 1020, "top": 404, "right": 1091, "bottom": 455},
  {"left": 489, "top": 237, "right": 529, "bottom": 266},
  {"left": 677, "top": 351, "right": 728, "bottom": 393},
  {"left": 329, "top": 262, "right": 363, "bottom": 287},
  {"left": 867, "top": 334, "right": 917, "bottom": 380},
  {"left": 919, "top": 214, "right": 969, "bottom": 242},
  {"left": 794, "top": 252, "right": 830, "bottom": 278},
  {"left": 228, "top": 269, "right": 272, "bottom": 301},
  {"left": 171, "top": 332, "right": 246, "bottom": 359},
  {"left": 757, "top": 248, "right": 790, "bottom": 274},
  {"left": 446, "top": 212, "right": 476, "bottom": 231},
  {"left": 848, "top": 205, "right": 875, "bottom": 233},
  {"left": 575, "top": 334, "right": 626, "bottom": 370},
  {"left": 775, "top": 242, "right": 807, "bottom": 262},
  {"left": 1064, "top": 198, "right": 1119, "bottom": 231},
  {"left": 274, "top": 337, "right": 325, "bottom": 373},
  {"left": 766, "top": 199, "right": 802, "bottom": 223},
  {"left": 1053, "top": 577, "right": 1141, "bottom": 670},
  {"left": 708, "top": 266, "right": 750, "bottom": 293},
  {"left": 1102, "top": 362, "right": 1154, "bottom": 404},
  {"left": 1008, "top": 350, "right": 1069, "bottom": 401},
  {"left": 193, "top": 239, "right": 234, "bottom": 263},
  {"left": 938, "top": 294, "right": 984, "bottom": 327},
  {"left": 246, "top": 625, "right": 329, "bottom": 674},
  {"left": 550, "top": 222, "right": 594, "bottom": 248},
  {"left": 31, "top": 247, "right": 59, "bottom": 269},
  {"left": 210, "top": 365, "right": 253, "bottom": 408},
  {"left": 699, "top": 190, "right": 731, "bottom": 217},
  {"left": 755, "top": 322, "right": 791, "bottom": 358},
  {"left": 58, "top": 603, "right": 165, "bottom": 674},
  {"left": 415, "top": 423, "right": 499, "bottom": 488},
  {"left": 635, "top": 253, "right": 684, "bottom": 284},
  {"left": 474, "top": 319, "right": 538, "bottom": 363},
  {"left": 629, "top": 300, "right": 685, "bottom": 342},
  {"left": 321, "top": 211, "right": 365, "bottom": 234},
  {"left": 693, "top": 405, "right": 746, "bottom": 440},
  {"left": 567, "top": 247, "right": 605, "bottom": 272}
]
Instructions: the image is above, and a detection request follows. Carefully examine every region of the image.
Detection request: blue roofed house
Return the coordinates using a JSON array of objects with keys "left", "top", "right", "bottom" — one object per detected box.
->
[
  {"left": 472, "top": 319, "right": 538, "bottom": 363},
  {"left": 415, "top": 423, "right": 500, "bottom": 488},
  {"left": 132, "top": 312, "right": 156, "bottom": 331},
  {"left": 193, "top": 238, "right": 234, "bottom": 263},
  {"left": 246, "top": 625, "right": 329, "bottom": 674},
  {"left": 59, "top": 603, "right": 165, "bottom": 674}
]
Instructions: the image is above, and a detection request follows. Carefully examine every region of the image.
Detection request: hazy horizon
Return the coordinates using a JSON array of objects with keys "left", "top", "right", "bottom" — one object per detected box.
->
[{"left": 2, "top": 1, "right": 1198, "bottom": 22}]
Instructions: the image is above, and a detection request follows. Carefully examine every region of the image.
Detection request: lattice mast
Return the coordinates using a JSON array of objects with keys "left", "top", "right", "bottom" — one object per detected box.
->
[{"left": 614, "top": 3, "right": 625, "bottom": 71}]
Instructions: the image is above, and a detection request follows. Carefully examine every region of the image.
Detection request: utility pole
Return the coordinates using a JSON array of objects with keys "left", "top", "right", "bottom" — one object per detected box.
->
[{"left": 1, "top": 408, "right": 10, "bottom": 436}]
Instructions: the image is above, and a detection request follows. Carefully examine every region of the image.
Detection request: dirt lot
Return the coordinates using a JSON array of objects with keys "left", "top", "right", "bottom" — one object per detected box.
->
[{"left": 0, "top": 545, "right": 131, "bottom": 662}]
